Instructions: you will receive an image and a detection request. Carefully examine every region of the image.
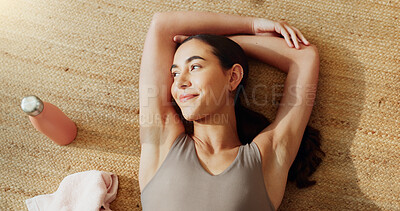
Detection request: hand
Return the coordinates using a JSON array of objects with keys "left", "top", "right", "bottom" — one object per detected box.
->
[{"left": 252, "top": 18, "right": 310, "bottom": 49}]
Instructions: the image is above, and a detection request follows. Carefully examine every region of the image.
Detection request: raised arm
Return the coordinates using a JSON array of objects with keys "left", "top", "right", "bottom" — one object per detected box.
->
[
  {"left": 230, "top": 34, "right": 319, "bottom": 169},
  {"left": 226, "top": 34, "right": 319, "bottom": 208}
]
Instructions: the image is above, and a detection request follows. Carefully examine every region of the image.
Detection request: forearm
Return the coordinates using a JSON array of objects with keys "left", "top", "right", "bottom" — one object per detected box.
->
[
  {"left": 152, "top": 11, "right": 254, "bottom": 37},
  {"left": 228, "top": 35, "right": 314, "bottom": 74}
]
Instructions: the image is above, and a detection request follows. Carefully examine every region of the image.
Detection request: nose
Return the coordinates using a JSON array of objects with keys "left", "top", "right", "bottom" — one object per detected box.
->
[{"left": 176, "top": 72, "right": 191, "bottom": 89}]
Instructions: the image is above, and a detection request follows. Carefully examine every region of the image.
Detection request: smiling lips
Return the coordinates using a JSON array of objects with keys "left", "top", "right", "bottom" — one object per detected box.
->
[{"left": 179, "top": 93, "right": 199, "bottom": 103}]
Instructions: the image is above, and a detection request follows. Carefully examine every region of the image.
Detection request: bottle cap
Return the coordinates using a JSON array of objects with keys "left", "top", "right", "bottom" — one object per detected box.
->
[{"left": 21, "top": 95, "right": 44, "bottom": 116}]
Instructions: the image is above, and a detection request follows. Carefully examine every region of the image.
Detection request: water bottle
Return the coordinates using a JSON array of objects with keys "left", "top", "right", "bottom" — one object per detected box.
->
[{"left": 21, "top": 95, "right": 77, "bottom": 145}]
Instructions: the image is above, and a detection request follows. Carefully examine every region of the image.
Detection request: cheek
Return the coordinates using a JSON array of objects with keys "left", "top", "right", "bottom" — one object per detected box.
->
[
  {"left": 193, "top": 77, "right": 211, "bottom": 95},
  {"left": 201, "top": 76, "right": 228, "bottom": 102},
  {"left": 171, "top": 82, "right": 176, "bottom": 98}
]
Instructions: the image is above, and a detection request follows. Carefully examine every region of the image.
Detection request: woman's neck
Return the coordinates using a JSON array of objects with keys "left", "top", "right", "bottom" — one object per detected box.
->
[{"left": 191, "top": 105, "right": 241, "bottom": 154}]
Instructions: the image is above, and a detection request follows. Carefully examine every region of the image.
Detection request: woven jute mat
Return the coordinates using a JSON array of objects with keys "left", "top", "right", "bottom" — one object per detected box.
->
[{"left": 1, "top": 0, "right": 399, "bottom": 210}]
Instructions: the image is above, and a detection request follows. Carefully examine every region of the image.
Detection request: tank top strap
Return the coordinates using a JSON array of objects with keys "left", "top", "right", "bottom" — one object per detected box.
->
[
  {"left": 170, "top": 132, "right": 187, "bottom": 150},
  {"left": 170, "top": 133, "right": 194, "bottom": 158},
  {"left": 237, "top": 141, "right": 263, "bottom": 169},
  {"left": 250, "top": 141, "right": 263, "bottom": 164}
]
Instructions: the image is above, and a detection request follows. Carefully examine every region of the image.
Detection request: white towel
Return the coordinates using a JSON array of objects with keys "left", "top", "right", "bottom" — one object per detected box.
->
[{"left": 26, "top": 170, "right": 118, "bottom": 211}]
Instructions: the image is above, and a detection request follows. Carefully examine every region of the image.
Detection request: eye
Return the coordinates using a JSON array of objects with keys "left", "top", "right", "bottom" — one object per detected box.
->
[
  {"left": 190, "top": 64, "right": 201, "bottom": 71},
  {"left": 171, "top": 72, "right": 179, "bottom": 78}
]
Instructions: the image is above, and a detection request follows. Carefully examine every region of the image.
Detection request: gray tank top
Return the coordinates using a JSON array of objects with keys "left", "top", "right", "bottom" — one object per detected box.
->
[{"left": 140, "top": 133, "right": 275, "bottom": 211}]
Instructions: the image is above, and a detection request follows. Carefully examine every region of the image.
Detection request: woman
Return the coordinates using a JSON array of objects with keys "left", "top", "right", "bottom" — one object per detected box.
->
[{"left": 139, "top": 11, "right": 323, "bottom": 210}]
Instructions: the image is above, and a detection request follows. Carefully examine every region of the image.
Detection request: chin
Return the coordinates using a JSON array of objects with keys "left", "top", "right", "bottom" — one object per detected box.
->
[
  {"left": 182, "top": 111, "right": 205, "bottom": 122},
  {"left": 182, "top": 112, "right": 197, "bottom": 121}
]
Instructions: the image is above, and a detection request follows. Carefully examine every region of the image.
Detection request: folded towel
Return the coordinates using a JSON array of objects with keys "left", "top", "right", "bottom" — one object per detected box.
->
[{"left": 26, "top": 170, "right": 118, "bottom": 211}]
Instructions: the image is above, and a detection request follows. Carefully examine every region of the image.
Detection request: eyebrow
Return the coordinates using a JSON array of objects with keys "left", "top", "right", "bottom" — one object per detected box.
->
[{"left": 171, "top": 56, "right": 205, "bottom": 71}]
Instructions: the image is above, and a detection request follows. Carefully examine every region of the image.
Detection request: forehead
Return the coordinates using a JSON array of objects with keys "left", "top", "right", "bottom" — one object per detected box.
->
[{"left": 173, "top": 39, "right": 214, "bottom": 62}]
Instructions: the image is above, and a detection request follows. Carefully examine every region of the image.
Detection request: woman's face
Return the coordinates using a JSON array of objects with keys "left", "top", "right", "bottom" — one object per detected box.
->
[{"left": 171, "top": 39, "right": 231, "bottom": 121}]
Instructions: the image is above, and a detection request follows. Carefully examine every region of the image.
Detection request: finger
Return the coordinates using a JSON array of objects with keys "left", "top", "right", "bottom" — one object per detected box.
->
[
  {"left": 173, "top": 35, "right": 183, "bottom": 43},
  {"left": 282, "top": 29, "right": 293, "bottom": 48},
  {"left": 173, "top": 35, "right": 188, "bottom": 43},
  {"left": 276, "top": 23, "right": 293, "bottom": 48},
  {"left": 292, "top": 27, "right": 310, "bottom": 45},
  {"left": 284, "top": 25, "right": 300, "bottom": 49}
]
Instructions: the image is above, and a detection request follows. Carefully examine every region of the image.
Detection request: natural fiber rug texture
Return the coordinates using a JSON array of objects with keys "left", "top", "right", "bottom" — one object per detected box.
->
[{"left": 1, "top": 0, "right": 399, "bottom": 210}]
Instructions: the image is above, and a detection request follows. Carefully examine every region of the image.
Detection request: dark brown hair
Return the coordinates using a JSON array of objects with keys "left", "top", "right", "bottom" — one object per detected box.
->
[{"left": 172, "top": 34, "right": 325, "bottom": 188}]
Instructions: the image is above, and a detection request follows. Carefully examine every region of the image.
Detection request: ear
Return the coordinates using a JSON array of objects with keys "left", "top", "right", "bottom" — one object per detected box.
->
[{"left": 228, "top": 64, "right": 244, "bottom": 91}]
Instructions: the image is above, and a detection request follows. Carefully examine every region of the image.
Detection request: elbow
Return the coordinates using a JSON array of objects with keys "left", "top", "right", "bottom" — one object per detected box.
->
[
  {"left": 150, "top": 12, "right": 163, "bottom": 28},
  {"left": 149, "top": 12, "right": 170, "bottom": 33},
  {"left": 293, "top": 44, "right": 320, "bottom": 73},
  {"left": 305, "top": 44, "right": 319, "bottom": 63},
  {"left": 305, "top": 43, "right": 318, "bottom": 54},
  {"left": 151, "top": 12, "right": 165, "bottom": 24},
  {"left": 308, "top": 44, "right": 320, "bottom": 73},
  {"left": 302, "top": 44, "right": 319, "bottom": 62},
  {"left": 149, "top": 12, "right": 179, "bottom": 36},
  {"left": 151, "top": 12, "right": 176, "bottom": 26}
]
